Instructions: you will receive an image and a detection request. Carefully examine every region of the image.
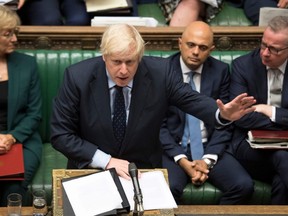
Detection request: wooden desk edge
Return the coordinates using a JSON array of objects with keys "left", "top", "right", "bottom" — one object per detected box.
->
[{"left": 1, "top": 205, "right": 288, "bottom": 215}]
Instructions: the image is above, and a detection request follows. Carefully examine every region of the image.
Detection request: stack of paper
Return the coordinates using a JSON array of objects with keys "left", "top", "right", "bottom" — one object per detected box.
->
[
  {"left": 62, "top": 169, "right": 177, "bottom": 216},
  {"left": 247, "top": 130, "right": 288, "bottom": 149},
  {"left": 91, "top": 16, "right": 158, "bottom": 27}
]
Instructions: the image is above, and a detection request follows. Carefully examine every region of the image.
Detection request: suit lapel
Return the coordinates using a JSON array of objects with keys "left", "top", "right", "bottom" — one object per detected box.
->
[
  {"left": 120, "top": 62, "right": 151, "bottom": 151},
  {"left": 171, "top": 54, "right": 186, "bottom": 123},
  {"left": 255, "top": 58, "right": 268, "bottom": 103},
  {"left": 281, "top": 64, "right": 288, "bottom": 108},
  {"left": 90, "top": 65, "right": 115, "bottom": 145},
  {"left": 200, "top": 59, "right": 213, "bottom": 96}
]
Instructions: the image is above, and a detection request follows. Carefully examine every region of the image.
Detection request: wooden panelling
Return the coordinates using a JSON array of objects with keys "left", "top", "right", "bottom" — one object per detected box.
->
[{"left": 17, "top": 26, "right": 265, "bottom": 51}]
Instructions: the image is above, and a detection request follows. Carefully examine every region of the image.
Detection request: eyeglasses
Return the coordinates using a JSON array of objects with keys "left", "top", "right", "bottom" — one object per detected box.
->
[
  {"left": 0, "top": 27, "right": 19, "bottom": 39},
  {"left": 260, "top": 42, "right": 288, "bottom": 55}
]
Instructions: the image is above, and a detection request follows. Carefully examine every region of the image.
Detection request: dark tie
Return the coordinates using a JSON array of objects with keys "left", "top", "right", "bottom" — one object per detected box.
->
[
  {"left": 113, "top": 86, "right": 126, "bottom": 145},
  {"left": 181, "top": 72, "right": 203, "bottom": 160}
]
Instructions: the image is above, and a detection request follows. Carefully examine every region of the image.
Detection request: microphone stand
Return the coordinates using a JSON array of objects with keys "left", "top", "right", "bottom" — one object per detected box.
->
[
  {"left": 129, "top": 163, "right": 144, "bottom": 216},
  {"left": 133, "top": 193, "right": 144, "bottom": 216}
]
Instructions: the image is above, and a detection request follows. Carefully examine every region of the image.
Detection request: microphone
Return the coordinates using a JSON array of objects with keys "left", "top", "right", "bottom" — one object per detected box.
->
[{"left": 128, "top": 163, "right": 144, "bottom": 216}]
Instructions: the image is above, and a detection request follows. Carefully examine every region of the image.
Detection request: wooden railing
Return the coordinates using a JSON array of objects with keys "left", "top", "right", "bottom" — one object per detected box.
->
[{"left": 17, "top": 26, "right": 264, "bottom": 51}]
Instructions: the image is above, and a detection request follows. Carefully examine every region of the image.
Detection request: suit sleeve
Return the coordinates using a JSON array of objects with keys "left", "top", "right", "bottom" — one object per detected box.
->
[
  {"left": 159, "top": 107, "right": 186, "bottom": 159},
  {"left": 50, "top": 67, "right": 98, "bottom": 168},
  {"left": 230, "top": 57, "right": 286, "bottom": 130},
  {"left": 204, "top": 65, "right": 232, "bottom": 156}
]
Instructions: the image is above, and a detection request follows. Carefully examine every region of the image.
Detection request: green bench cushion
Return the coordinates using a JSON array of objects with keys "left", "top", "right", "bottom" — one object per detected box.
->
[
  {"left": 209, "top": 2, "right": 252, "bottom": 26},
  {"left": 182, "top": 180, "right": 271, "bottom": 205}
]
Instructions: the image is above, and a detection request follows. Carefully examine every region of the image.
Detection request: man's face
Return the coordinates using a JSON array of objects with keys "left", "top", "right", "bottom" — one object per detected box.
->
[
  {"left": 179, "top": 29, "right": 214, "bottom": 70},
  {"left": 260, "top": 27, "right": 288, "bottom": 69},
  {"left": 103, "top": 48, "right": 139, "bottom": 87}
]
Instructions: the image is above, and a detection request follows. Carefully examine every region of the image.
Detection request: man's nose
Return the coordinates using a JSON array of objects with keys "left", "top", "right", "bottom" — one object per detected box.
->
[{"left": 120, "top": 63, "right": 128, "bottom": 73}]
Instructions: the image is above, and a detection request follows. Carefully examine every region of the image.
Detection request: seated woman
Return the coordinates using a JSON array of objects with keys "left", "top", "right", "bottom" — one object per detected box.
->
[{"left": 0, "top": 5, "right": 42, "bottom": 206}]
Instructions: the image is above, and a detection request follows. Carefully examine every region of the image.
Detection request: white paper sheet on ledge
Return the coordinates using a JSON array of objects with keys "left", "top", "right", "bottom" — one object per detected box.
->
[
  {"left": 91, "top": 16, "right": 158, "bottom": 27},
  {"left": 120, "top": 170, "right": 177, "bottom": 210},
  {"left": 62, "top": 170, "right": 123, "bottom": 216}
]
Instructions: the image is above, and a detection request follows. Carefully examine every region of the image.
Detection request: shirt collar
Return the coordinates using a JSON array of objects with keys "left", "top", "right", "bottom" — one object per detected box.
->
[
  {"left": 267, "top": 59, "right": 287, "bottom": 74},
  {"left": 106, "top": 69, "right": 133, "bottom": 89}
]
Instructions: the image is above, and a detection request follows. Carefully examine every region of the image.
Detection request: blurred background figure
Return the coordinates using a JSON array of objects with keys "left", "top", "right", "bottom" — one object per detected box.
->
[
  {"left": 158, "top": 0, "right": 223, "bottom": 27},
  {"left": 228, "top": 0, "right": 288, "bottom": 26},
  {"left": 17, "top": 0, "right": 90, "bottom": 25}
]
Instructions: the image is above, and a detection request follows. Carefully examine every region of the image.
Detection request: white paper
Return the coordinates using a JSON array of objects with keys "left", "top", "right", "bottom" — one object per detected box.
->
[
  {"left": 62, "top": 171, "right": 123, "bottom": 216},
  {"left": 0, "top": 0, "right": 14, "bottom": 3},
  {"left": 91, "top": 16, "right": 158, "bottom": 27},
  {"left": 259, "top": 7, "right": 288, "bottom": 26},
  {"left": 86, "top": 0, "right": 130, "bottom": 12},
  {"left": 200, "top": 0, "right": 218, "bottom": 8},
  {"left": 120, "top": 171, "right": 177, "bottom": 210}
]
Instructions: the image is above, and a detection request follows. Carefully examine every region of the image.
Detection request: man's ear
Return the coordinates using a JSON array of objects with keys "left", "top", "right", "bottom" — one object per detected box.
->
[
  {"left": 102, "top": 55, "right": 106, "bottom": 62},
  {"left": 178, "top": 37, "right": 182, "bottom": 50},
  {"left": 210, "top": 44, "right": 215, "bottom": 52}
]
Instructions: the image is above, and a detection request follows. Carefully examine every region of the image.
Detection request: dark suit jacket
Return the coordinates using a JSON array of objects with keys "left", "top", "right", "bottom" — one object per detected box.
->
[
  {"left": 51, "top": 56, "right": 218, "bottom": 169},
  {"left": 230, "top": 48, "right": 288, "bottom": 152},
  {"left": 5, "top": 52, "right": 42, "bottom": 163},
  {"left": 159, "top": 52, "right": 232, "bottom": 159}
]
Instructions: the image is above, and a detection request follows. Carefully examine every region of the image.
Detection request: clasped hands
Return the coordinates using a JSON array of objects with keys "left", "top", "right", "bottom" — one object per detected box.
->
[{"left": 178, "top": 158, "right": 209, "bottom": 186}]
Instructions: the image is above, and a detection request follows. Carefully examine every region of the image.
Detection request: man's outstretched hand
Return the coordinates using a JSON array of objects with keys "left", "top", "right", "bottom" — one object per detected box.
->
[{"left": 217, "top": 93, "right": 256, "bottom": 121}]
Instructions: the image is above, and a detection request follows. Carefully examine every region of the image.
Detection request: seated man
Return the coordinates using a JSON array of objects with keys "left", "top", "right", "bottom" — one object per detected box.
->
[
  {"left": 160, "top": 21, "right": 253, "bottom": 204},
  {"left": 230, "top": 15, "right": 288, "bottom": 204}
]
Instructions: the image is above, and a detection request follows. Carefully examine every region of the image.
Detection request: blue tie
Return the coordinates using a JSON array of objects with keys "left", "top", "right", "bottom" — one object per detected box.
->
[
  {"left": 181, "top": 72, "right": 203, "bottom": 160},
  {"left": 113, "top": 86, "right": 126, "bottom": 145}
]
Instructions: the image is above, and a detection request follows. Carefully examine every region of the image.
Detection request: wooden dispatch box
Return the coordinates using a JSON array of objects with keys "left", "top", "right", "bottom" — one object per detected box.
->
[{"left": 52, "top": 169, "right": 174, "bottom": 216}]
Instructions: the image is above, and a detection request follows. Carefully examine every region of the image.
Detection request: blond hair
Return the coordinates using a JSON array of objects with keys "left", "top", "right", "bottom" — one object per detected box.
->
[
  {"left": 100, "top": 24, "right": 145, "bottom": 61},
  {"left": 0, "top": 5, "right": 21, "bottom": 30}
]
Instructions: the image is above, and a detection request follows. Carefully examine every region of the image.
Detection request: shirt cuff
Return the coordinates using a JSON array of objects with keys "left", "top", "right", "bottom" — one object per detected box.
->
[
  {"left": 270, "top": 106, "right": 276, "bottom": 122},
  {"left": 174, "top": 154, "right": 187, "bottom": 163},
  {"left": 89, "top": 149, "right": 111, "bottom": 169},
  {"left": 202, "top": 154, "right": 218, "bottom": 164},
  {"left": 216, "top": 109, "right": 233, "bottom": 126}
]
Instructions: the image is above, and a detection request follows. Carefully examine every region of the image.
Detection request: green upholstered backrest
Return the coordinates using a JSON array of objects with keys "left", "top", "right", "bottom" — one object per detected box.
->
[
  {"left": 209, "top": 2, "right": 252, "bottom": 26},
  {"left": 18, "top": 49, "right": 249, "bottom": 144}
]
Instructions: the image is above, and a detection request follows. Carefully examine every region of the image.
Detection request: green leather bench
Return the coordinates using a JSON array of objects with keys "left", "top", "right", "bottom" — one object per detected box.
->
[{"left": 19, "top": 49, "right": 270, "bottom": 206}]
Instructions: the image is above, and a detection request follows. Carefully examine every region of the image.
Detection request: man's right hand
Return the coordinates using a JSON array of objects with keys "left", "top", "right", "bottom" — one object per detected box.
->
[
  {"left": 178, "top": 158, "right": 209, "bottom": 185},
  {"left": 106, "top": 157, "right": 131, "bottom": 180}
]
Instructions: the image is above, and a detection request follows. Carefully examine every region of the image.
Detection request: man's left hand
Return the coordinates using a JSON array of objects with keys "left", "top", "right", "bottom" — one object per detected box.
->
[{"left": 217, "top": 93, "right": 256, "bottom": 121}]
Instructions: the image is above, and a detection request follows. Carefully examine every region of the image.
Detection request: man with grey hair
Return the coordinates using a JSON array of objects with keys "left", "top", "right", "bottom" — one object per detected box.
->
[
  {"left": 230, "top": 16, "right": 288, "bottom": 204},
  {"left": 51, "top": 24, "right": 255, "bottom": 180}
]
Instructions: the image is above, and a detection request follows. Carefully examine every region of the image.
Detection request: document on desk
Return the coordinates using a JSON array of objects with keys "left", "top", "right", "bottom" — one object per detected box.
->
[
  {"left": 120, "top": 170, "right": 177, "bottom": 210},
  {"left": 259, "top": 7, "right": 288, "bottom": 26},
  {"left": 62, "top": 170, "right": 123, "bottom": 216}
]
